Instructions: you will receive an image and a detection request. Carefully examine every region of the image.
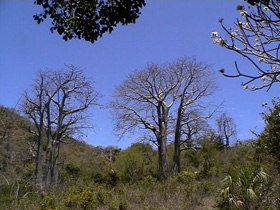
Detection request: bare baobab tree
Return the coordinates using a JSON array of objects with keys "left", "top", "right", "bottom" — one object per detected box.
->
[
  {"left": 216, "top": 113, "right": 237, "bottom": 148},
  {"left": 21, "top": 66, "right": 99, "bottom": 191},
  {"left": 111, "top": 57, "right": 217, "bottom": 179}
]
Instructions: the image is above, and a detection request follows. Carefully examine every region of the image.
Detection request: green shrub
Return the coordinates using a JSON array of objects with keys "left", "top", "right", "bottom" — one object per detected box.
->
[
  {"left": 78, "top": 190, "right": 98, "bottom": 210},
  {"left": 174, "top": 171, "right": 196, "bottom": 184},
  {"left": 139, "top": 175, "right": 157, "bottom": 188},
  {"left": 96, "top": 190, "right": 108, "bottom": 205},
  {"left": 199, "top": 181, "right": 216, "bottom": 194},
  {"left": 184, "top": 150, "right": 200, "bottom": 168},
  {"left": 39, "top": 192, "right": 57, "bottom": 210},
  {"left": 108, "top": 200, "right": 128, "bottom": 210},
  {"left": 105, "top": 171, "right": 119, "bottom": 187},
  {"left": 63, "top": 189, "right": 79, "bottom": 209},
  {"left": 92, "top": 171, "right": 104, "bottom": 184},
  {"left": 0, "top": 185, "right": 11, "bottom": 204},
  {"left": 65, "top": 163, "right": 80, "bottom": 177}
]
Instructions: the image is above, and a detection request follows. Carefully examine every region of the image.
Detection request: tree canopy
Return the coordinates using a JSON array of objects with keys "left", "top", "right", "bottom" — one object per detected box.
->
[{"left": 33, "top": 0, "right": 146, "bottom": 43}]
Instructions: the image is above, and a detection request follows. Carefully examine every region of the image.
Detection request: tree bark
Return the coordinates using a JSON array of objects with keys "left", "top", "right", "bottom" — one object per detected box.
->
[
  {"left": 157, "top": 104, "right": 169, "bottom": 180},
  {"left": 35, "top": 133, "right": 43, "bottom": 192},
  {"left": 172, "top": 94, "right": 185, "bottom": 175}
]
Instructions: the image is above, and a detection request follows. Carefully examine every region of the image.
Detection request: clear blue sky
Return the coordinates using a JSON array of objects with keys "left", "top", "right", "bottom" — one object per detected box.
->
[{"left": 0, "top": 1, "right": 277, "bottom": 148}]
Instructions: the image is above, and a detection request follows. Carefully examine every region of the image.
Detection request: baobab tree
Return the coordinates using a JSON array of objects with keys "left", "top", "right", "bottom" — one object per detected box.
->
[
  {"left": 216, "top": 113, "right": 237, "bottom": 148},
  {"left": 171, "top": 58, "right": 217, "bottom": 174},
  {"left": 111, "top": 57, "right": 217, "bottom": 179},
  {"left": 21, "top": 66, "right": 99, "bottom": 191},
  {"left": 212, "top": 0, "right": 280, "bottom": 91}
]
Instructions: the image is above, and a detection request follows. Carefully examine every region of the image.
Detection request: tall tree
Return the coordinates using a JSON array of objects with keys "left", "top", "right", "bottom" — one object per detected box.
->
[
  {"left": 21, "top": 66, "right": 99, "bottom": 191},
  {"left": 171, "top": 58, "right": 217, "bottom": 175},
  {"left": 211, "top": 0, "right": 279, "bottom": 90},
  {"left": 34, "top": 0, "right": 146, "bottom": 43},
  {"left": 216, "top": 113, "right": 237, "bottom": 148},
  {"left": 110, "top": 57, "right": 216, "bottom": 179}
]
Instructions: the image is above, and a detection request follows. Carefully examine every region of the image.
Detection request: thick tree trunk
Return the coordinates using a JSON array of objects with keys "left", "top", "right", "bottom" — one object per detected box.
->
[
  {"left": 157, "top": 136, "right": 168, "bottom": 180},
  {"left": 157, "top": 104, "right": 169, "bottom": 180},
  {"left": 35, "top": 134, "right": 43, "bottom": 192},
  {"left": 172, "top": 100, "right": 184, "bottom": 175},
  {"left": 44, "top": 139, "right": 52, "bottom": 190},
  {"left": 52, "top": 140, "right": 60, "bottom": 185},
  {"left": 172, "top": 142, "right": 181, "bottom": 175}
]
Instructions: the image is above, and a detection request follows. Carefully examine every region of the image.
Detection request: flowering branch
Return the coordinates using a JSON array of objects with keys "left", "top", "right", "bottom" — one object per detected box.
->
[{"left": 211, "top": 0, "right": 280, "bottom": 91}]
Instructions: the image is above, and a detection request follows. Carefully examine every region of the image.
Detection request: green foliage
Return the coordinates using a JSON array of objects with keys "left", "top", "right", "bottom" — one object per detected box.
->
[
  {"left": 257, "top": 99, "right": 280, "bottom": 171},
  {"left": 33, "top": 0, "right": 146, "bottom": 43},
  {"left": 104, "top": 170, "right": 119, "bottom": 187},
  {"left": 78, "top": 190, "right": 98, "bottom": 210},
  {"left": 198, "top": 139, "right": 218, "bottom": 177},
  {"left": 183, "top": 150, "right": 200, "bottom": 168},
  {"left": 0, "top": 184, "right": 11, "bottom": 204},
  {"left": 198, "top": 181, "right": 216, "bottom": 194},
  {"left": 174, "top": 171, "right": 196, "bottom": 184},
  {"left": 91, "top": 171, "right": 104, "bottom": 184},
  {"left": 108, "top": 200, "right": 128, "bottom": 210},
  {"left": 63, "top": 188, "right": 109, "bottom": 210},
  {"left": 217, "top": 165, "right": 273, "bottom": 210},
  {"left": 115, "top": 143, "right": 156, "bottom": 183},
  {"left": 65, "top": 163, "right": 80, "bottom": 177},
  {"left": 138, "top": 175, "right": 158, "bottom": 188},
  {"left": 39, "top": 192, "right": 57, "bottom": 210}
]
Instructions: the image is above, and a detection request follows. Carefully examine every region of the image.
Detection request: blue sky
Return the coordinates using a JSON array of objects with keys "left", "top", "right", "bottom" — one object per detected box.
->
[{"left": 0, "top": 1, "right": 277, "bottom": 148}]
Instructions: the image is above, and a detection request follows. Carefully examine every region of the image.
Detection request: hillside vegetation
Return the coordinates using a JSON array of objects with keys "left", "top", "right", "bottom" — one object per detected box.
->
[{"left": 0, "top": 105, "right": 279, "bottom": 209}]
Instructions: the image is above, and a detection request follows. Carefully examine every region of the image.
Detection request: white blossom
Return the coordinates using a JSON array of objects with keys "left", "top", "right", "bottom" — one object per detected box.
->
[
  {"left": 263, "top": 6, "right": 269, "bottom": 12},
  {"left": 218, "top": 38, "right": 225, "bottom": 47},
  {"left": 244, "top": 22, "right": 250, "bottom": 28},
  {"left": 254, "top": 43, "right": 260, "bottom": 48},
  {"left": 231, "top": 31, "right": 238, "bottom": 37},
  {"left": 277, "top": 74, "right": 280, "bottom": 80},
  {"left": 261, "top": 76, "right": 266, "bottom": 82},
  {"left": 272, "top": 66, "right": 277, "bottom": 72},
  {"left": 259, "top": 58, "right": 265, "bottom": 63},
  {"left": 213, "top": 38, "right": 224, "bottom": 46},
  {"left": 250, "top": 85, "right": 256, "bottom": 90},
  {"left": 243, "top": 84, "right": 248, "bottom": 90},
  {"left": 213, "top": 38, "right": 219, "bottom": 44},
  {"left": 255, "top": 37, "right": 259, "bottom": 42},
  {"left": 211, "top": 31, "right": 219, "bottom": 38},
  {"left": 240, "top": 11, "right": 247, "bottom": 17}
]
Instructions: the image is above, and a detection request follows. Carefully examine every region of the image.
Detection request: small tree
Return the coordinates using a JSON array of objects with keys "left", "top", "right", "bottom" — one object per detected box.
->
[
  {"left": 257, "top": 98, "right": 280, "bottom": 171},
  {"left": 115, "top": 143, "right": 156, "bottom": 183},
  {"left": 21, "top": 66, "right": 99, "bottom": 191},
  {"left": 211, "top": 0, "right": 280, "bottom": 90},
  {"left": 216, "top": 113, "right": 237, "bottom": 148}
]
